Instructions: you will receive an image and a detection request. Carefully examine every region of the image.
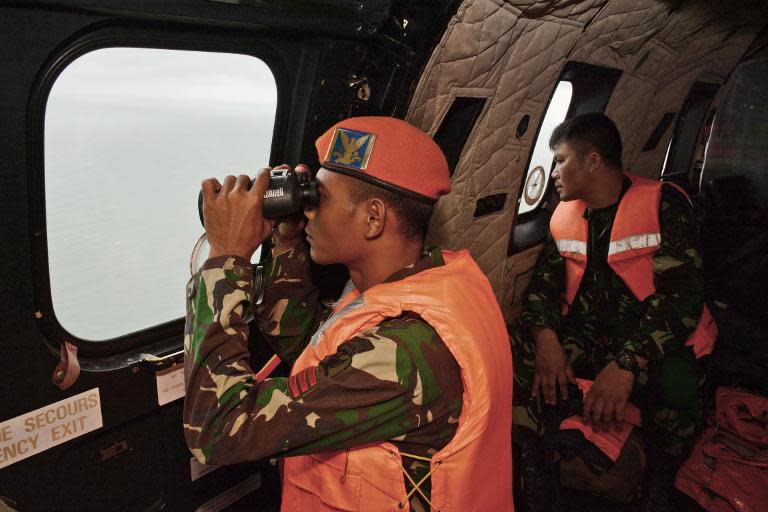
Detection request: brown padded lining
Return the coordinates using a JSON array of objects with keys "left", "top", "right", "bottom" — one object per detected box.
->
[{"left": 406, "top": 0, "right": 762, "bottom": 322}]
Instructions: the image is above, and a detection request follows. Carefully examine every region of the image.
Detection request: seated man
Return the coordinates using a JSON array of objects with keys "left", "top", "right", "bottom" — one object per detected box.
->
[
  {"left": 511, "top": 113, "right": 716, "bottom": 510},
  {"left": 184, "top": 117, "right": 513, "bottom": 511}
]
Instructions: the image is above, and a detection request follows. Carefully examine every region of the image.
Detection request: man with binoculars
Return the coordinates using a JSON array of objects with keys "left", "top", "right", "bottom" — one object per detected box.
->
[{"left": 183, "top": 116, "right": 513, "bottom": 511}]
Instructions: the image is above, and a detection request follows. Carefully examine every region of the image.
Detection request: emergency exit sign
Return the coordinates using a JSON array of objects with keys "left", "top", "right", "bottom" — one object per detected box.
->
[{"left": 0, "top": 388, "right": 103, "bottom": 469}]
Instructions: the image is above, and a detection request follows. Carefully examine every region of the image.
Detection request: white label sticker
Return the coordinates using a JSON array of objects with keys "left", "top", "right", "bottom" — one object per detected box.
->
[
  {"left": 195, "top": 473, "right": 262, "bottom": 512},
  {"left": 190, "top": 456, "right": 220, "bottom": 481},
  {"left": 156, "top": 365, "right": 185, "bottom": 406},
  {"left": 0, "top": 388, "right": 103, "bottom": 470}
]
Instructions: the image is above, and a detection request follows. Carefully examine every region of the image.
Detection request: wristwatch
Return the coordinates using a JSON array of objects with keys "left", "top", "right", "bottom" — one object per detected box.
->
[{"left": 613, "top": 350, "right": 640, "bottom": 379}]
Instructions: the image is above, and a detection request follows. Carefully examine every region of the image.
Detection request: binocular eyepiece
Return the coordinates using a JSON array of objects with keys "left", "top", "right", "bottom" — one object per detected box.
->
[{"left": 198, "top": 169, "right": 318, "bottom": 226}]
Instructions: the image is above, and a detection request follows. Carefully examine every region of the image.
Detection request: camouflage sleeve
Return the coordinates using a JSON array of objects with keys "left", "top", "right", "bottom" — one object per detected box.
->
[
  {"left": 621, "top": 186, "right": 705, "bottom": 360},
  {"left": 519, "top": 238, "right": 565, "bottom": 332},
  {"left": 255, "top": 240, "right": 321, "bottom": 365},
  {"left": 184, "top": 262, "right": 458, "bottom": 465}
]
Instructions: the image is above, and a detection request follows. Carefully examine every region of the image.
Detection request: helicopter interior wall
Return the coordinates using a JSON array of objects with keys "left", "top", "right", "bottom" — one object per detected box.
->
[
  {"left": 0, "top": 9, "right": 300, "bottom": 509},
  {"left": 0, "top": 2, "right": 461, "bottom": 510},
  {"left": 406, "top": 0, "right": 766, "bottom": 323},
  {"left": 2, "top": 1, "right": 768, "bottom": 510}
]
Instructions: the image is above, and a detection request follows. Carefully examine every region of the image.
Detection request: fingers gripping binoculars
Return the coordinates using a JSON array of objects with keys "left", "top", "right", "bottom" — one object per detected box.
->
[{"left": 198, "top": 169, "right": 318, "bottom": 226}]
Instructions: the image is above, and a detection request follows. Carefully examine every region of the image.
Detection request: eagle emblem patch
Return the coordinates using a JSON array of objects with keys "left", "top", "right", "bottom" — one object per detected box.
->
[{"left": 325, "top": 128, "right": 376, "bottom": 171}]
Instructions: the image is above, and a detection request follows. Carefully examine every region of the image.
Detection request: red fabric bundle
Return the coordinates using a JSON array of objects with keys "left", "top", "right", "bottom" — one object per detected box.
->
[
  {"left": 676, "top": 387, "right": 768, "bottom": 512},
  {"left": 560, "top": 379, "right": 643, "bottom": 462}
]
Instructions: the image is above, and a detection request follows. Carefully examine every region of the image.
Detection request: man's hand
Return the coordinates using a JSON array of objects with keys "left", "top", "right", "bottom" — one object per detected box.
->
[
  {"left": 271, "top": 164, "right": 309, "bottom": 256},
  {"left": 531, "top": 327, "right": 575, "bottom": 405},
  {"left": 582, "top": 361, "right": 635, "bottom": 430},
  {"left": 202, "top": 168, "right": 275, "bottom": 260}
]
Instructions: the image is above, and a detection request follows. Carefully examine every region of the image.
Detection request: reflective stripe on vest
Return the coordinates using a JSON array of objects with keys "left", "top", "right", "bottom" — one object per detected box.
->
[
  {"left": 607, "top": 232, "right": 661, "bottom": 256},
  {"left": 556, "top": 239, "right": 587, "bottom": 255},
  {"left": 550, "top": 173, "right": 717, "bottom": 358},
  {"left": 281, "top": 250, "right": 514, "bottom": 512}
]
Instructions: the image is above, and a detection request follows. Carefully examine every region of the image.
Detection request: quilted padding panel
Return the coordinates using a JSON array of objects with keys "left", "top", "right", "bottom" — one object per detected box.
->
[
  {"left": 571, "top": 0, "right": 763, "bottom": 177},
  {"left": 407, "top": 0, "right": 763, "bottom": 316},
  {"left": 410, "top": 0, "right": 605, "bottom": 305},
  {"left": 501, "top": 244, "right": 544, "bottom": 325}
]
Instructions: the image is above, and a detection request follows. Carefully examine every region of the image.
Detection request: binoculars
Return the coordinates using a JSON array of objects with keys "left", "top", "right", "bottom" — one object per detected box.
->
[{"left": 198, "top": 169, "right": 318, "bottom": 226}]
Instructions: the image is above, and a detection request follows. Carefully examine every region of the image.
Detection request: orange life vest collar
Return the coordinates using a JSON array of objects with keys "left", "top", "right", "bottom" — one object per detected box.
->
[
  {"left": 281, "top": 250, "right": 514, "bottom": 511},
  {"left": 550, "top": 173, "right": 716, "bottom": 358}
]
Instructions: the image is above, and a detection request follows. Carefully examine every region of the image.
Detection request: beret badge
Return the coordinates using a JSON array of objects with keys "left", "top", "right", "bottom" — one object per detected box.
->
[{"left": 324, "top": 127, "right": 376, "bottom": 172}]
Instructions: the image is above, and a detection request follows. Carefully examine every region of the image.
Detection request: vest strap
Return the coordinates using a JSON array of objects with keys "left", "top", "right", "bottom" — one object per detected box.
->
[{"left": 389, "top": 450, "right": 442, "bottom": 510}]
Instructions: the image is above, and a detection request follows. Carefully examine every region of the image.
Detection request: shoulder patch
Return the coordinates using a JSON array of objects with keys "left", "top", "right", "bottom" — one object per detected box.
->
[
  {"left": 288, "top": 367, "right": 319, "bottom": 399},
  {"left": 318, "top": 337, "right": 375, "bottom": 378}
]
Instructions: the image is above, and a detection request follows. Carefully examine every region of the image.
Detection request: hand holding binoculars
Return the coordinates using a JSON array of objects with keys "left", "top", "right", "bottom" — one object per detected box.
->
[{"left": 197, "top": 168, "right": 318, "bottom": 226}]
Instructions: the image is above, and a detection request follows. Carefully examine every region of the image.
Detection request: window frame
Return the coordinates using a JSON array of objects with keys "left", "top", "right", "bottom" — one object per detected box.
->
[
  {"left": 508, "top": 62, "right": 622, "bottom": 255},
  {"left": 28, "top": 24, "right": 290, "bottom": 359}
]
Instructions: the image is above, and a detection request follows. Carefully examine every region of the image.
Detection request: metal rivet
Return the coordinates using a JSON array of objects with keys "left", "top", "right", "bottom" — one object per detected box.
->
[
  {"left": 131, "top": 366, "right": 141, "bottom": 374},
  {"left": 54, "top": 369, "right": 65, "bottom": 382}
]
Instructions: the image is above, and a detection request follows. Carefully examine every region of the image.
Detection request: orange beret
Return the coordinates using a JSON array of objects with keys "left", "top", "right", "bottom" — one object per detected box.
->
[{"left": 314, "top": 116, "right": 450, "bottom": 203}]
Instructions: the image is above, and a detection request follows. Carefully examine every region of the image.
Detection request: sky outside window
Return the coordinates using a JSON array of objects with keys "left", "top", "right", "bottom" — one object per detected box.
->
[{"left": 45, "top": 47, "right": 277, "bottom": 341}]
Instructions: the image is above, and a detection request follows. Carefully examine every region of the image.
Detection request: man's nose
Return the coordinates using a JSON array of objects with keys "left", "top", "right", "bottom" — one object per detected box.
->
[
  {"left": 551, "top": 166, "right": 560, "bottom": 179},
  {"left": 304, "top": 205, "right": 316, "bottom": 220}
]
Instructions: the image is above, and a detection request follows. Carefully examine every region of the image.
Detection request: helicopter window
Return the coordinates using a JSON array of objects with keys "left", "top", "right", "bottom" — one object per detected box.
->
[
  {"left": 641, "top": 112, "right": 676, "bottom": 152},
  {"left": 508, "top": 62, "right": 622, "bottom": 255},
  {"left": 433, "top": 97, "right": 487, "bottom": 177},
  {"left": 661, "top": 81, "right": 719, "bottom": 192},
  {"left": 44, "top": 47, "right": 277, "bottom": 341},
  {"left": 474, "top": 193, "right": 508, "bottom": 218}
]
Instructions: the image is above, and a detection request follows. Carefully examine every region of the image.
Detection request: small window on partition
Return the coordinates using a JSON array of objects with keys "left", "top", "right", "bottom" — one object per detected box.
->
[
  {"left": 517, "top": 81, "right": 573, "bottom": 216},
  {"left": 44, "top": 48, "right": 277, "bottom": 341}
]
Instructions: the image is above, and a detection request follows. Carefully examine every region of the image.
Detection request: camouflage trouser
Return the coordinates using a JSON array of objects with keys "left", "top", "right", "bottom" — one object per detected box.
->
[{"left": 511, "top": 325, "right": 705, "bottom": 458}]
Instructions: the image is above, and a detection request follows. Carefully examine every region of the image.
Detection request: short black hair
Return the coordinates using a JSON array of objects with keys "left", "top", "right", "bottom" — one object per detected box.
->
[
  {"left": 349, "top": 179, "right": 434, "bottom": 240},
  {"left": 549, "top": 113, "right": 623, "bottom": 169}
]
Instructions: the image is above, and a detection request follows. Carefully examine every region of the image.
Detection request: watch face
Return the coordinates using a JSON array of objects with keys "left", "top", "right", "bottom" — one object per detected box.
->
[
  {"left": 524, "top": 165, "right": 546, "bottom": 206},
  {"left": 615, "top": 350, "right": 639, "bottom": 376},
  {"left": 617, "top": 352, "right": 632, "bottom": 367}
]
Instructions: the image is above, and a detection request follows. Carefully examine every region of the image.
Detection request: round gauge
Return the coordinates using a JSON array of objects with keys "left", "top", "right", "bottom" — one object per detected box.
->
[{"left": 524, "top": 165, "right": 546, "bottom": 206}]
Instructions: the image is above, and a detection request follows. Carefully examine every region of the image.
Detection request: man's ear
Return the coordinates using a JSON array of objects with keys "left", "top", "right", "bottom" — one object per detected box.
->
[
  {"left": 363, "top": 198, "right": 386, "bottom": 240},
  {"left": 586, "top": 151, "right": 602, "bottom": 174}
]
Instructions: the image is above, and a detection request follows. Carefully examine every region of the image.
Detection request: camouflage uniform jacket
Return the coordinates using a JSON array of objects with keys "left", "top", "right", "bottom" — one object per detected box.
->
[
  {"left": 519, "top": 178, "right": 705, "bottom": 366},
  {"left": 183, "top": 242, "right": 462, "bottom": 510}
]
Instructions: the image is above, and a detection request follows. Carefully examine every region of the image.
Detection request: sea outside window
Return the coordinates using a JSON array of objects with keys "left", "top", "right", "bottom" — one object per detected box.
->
[
  {"left": 45, "top": 47, "right": 277, "bottom": 341},
  {"left": 517, "top": 81, "right": 573, "bottom": 216}
]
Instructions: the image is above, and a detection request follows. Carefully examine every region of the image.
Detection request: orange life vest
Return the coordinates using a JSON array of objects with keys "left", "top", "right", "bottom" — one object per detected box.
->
[
  {"left": 550, "top": 173, "right": 717, "bottom": 358},
  {"left": 560, "top": 379, "right": 643, "bottom": 462},
  {"left": 281, "top": 250, "right": 514, "bottom": 511}
]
